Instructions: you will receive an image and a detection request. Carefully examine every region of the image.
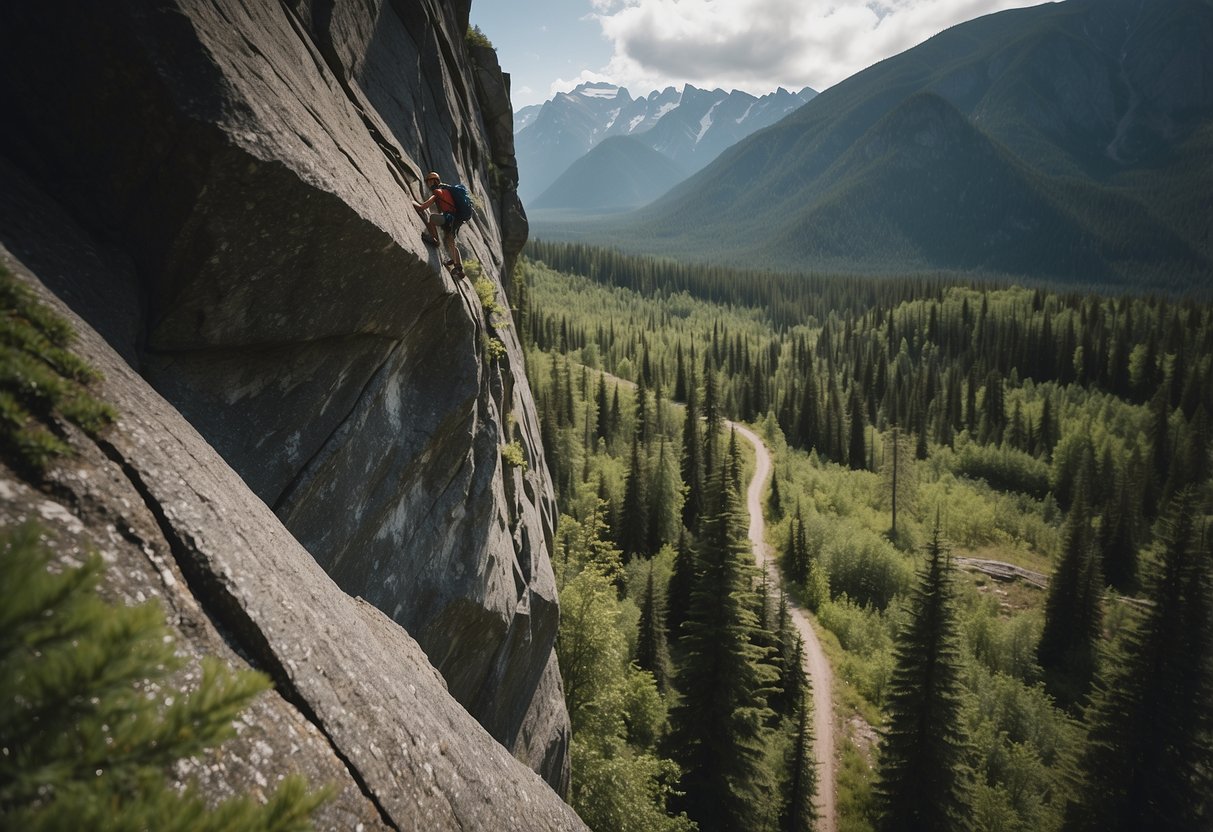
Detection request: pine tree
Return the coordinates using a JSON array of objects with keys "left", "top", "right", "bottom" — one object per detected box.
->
[
  {"left": 848, "top": 388, "right": 867, "bottom": 470},
  {"left": 875, "top": 521, "right": 970, "bottom": 832},
  {"left": 882, "top": 428, "right": 916, "bottom": 542},
  {"left": 769, "top": 473, "right": 784, "bottom": 521},
  {"left": 703, "top": 362, "right": 722, "bottom": 478},
  {"left": 636, "top": 564, "right": 674, "bottom": 694},
  {"left": 670, "top": 467, "right": 776, "bottom": 831},
  {"left": 0, "top": 525, "right": 329, "bottom": 830},
  {"left": 770, "top": 594, "right": 807, "bottom": 720},
  {"left": 1037, "top": 463, "right": 1103, "bottom": 709},
  {"left": 797, "top": 360, "right": 820, "bottom": 453},
  {"left": 785, "top": 503, "right": 809, "bottom": 587},
  {"left": 1097, "top": 468, "right": 1139, "bottom": 592},
  {"left": 620, "top": 435, "right": 650, "bottom": 562},
  {"left": 1067, "top": 489, "right": 1213, "bottom": 831},
  {"left": 682, "top": 363, "right": 705, "bottom": 532},
  {"left": 648, "top": 439, "right": 683, "bottom": 554},
  {"left": 595, "top": 373, "right": 610, "bottom": 441},
  {"left": 667, "top": 530, "right": 696, "bottom": 642},
  {"left": 779, "top": 690, "right": 818, "bottom": 832}
]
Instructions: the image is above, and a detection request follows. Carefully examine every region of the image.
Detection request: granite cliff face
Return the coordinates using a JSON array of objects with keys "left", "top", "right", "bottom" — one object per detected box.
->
[{"left": 0, "top": 0, "right": 573, "bottom": 810}]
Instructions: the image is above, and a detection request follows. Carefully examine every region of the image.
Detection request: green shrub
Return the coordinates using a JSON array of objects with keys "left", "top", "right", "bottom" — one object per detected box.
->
[
  {"left": 466, "top": 24, "right": 494, "bottom": 50},
  {"left": 0, "top": 524, "right": 331, "bottom": 830},
  {"left": 821, "top": 527, "right": 914, "bottom": 609},
  {"left": 951, "top": 440, "right": 1051, "bottom": 499},
  {"left": 501, "top": 440, "right": 527, "bottom": 470},
  {"left": 484, "top": 335, "right": 508, "bottom": 362}
]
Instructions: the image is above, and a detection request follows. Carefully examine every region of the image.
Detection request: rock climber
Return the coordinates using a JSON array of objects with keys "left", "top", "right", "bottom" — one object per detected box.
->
[{"left": 414, "top": 171, "right": 465, "bottom": 278}]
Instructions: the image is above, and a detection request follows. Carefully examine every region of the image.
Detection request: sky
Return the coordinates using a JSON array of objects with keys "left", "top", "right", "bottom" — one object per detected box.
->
[{"left": 469, "top": 0, "right": 1055, "bottom": 108}]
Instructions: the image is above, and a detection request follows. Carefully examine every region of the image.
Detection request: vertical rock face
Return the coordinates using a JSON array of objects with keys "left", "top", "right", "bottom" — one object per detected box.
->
[{"left": 0, "top": 0, "right": 568, "bottom": 790}]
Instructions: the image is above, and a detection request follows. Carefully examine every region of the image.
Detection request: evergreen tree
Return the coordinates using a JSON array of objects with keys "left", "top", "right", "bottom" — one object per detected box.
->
[
  {"left": 1037, "top": 464, "right": 1103, "bottom": 709},
  {"left": 882, "top": 428, "right": 916, "bottom": 542},
  {"left": 682, "top": 364, "right": 705, "bottom": 531},
  {"left": 797, "top": 360, "right": 820, "bottom": 453},
  {"left": 648, "top": 439, "right": 683, "bottom": 554},
  {"left": 0, "top": 525, "right": 329, "bottom": 830},
  {"left": 770, "top": 594, "right": 807, "bottom": 720},
  {"left": 875, "top": 521, "right": 970, "bottom": 832},
  {"left": 785, "top": 503, "right": 809, "bottom": 587},
  {"left": 848, "top": 388, "right": 867, "bottom": 471},
  {"left": 1097, "top": 468, "right": 1139, "bottom": 592},
  {"left": 595, "top": 373, "right": 610, "bottom": 441},
  {"left": 703, "top": 362, "right": 722, "bottom": 478},
  {"left": 666, "top": 530, "right": 696, "bottom": 642},
  {"left": 619, "top": 435, "right": 650, "bottom": 562},
  {"left": 779, "top": 690, "right": 818, "bottom": 832},
  {"left": 1067, "top": 489, "right": 1213, "bottom": 831},
  {"left": 637, "top": 564, "right": 674, "bottom": 694},
  {"left": 670, "top": 468, "right": 776, "bottom": 831},
  {"left": 769, "top": 473, "right": 784, "bottom": 521},
  {"left": 727, "top": 427, "right": 742, "bottom": 493}
]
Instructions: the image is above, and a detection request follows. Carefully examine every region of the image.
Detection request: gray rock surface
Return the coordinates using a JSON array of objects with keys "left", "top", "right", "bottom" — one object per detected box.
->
[
  {"left": 0, "top": 0, "right": 566, "bottom": 795},
  {"left": 0, "top": 244, "right": 585, "bottom": 830}
]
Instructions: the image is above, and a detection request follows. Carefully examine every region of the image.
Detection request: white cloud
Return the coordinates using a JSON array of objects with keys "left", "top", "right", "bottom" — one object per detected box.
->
[
  {"left": 586, "top": 0, "right": 1054, "bottom": 95},
  {"left": 549, "top": 69, "right": 616, "bottom": 99}
]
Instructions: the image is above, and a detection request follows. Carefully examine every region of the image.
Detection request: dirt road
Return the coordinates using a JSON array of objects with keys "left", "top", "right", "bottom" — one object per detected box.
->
[{"left": 731, "top": 422, "right": 836, "bottom": 832}]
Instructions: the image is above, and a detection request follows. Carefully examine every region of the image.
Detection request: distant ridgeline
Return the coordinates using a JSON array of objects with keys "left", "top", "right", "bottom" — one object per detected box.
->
[
  {"left": 516, "top": 82, "right": 816, "bottom": 210},
  {"left": 532, "top": 0, "right": 1213, "bottom": 292}
]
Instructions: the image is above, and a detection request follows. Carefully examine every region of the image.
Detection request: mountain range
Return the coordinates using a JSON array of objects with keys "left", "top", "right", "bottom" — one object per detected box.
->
[
  {"left": 515, "top": 82, "right": 816, "bottom": 207},
  {"left": 533, "top": 0, "right": 1213, "bottom": 290}
]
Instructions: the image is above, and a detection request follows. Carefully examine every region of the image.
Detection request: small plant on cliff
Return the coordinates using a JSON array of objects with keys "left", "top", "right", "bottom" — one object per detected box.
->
[
  {"left": 483, "top": 335, "right": 508, "bottom": 363},
  {"left": 466, "top": 24, "right": 495, "bottom": 51},
  {"left": 501, "top": 440, "right": 527, "bottom": 471},
  {"left": 0, "top": 265, "right": 115, "bottom": 476},
  {"left": 470, "top": 266, "right": 502, "bottom": 318},
  {"left": 0, "top": 524, "right": 332, "bottom": 830}
]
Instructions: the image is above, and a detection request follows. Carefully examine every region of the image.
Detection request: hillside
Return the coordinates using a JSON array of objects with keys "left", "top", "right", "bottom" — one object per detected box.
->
[
  {"left": 531, "top": 135, "right": 688, "bottom": 213},
  {"left": 536, "top": 0, "right": 1213, "bottom": 290}
]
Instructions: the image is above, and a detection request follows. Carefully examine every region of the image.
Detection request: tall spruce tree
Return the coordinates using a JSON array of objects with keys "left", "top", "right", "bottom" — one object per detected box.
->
[
  {"left": 670, "top": 466, "right": 776, "bottom": 831},
  {"left": 780, "top": 689, "right": 818, "bottom": 832},
  {"left": 620, "top": 435, "right": 650, "bottom": 562},
  {"left": 848, "top": 388, "right": 867, "bottom": 470},
  {"left": 636, "top": 564, "right": 674, "bottom": 694},
  {"left": 1067, "top": 489, "right": 1213, "bottom": 831},
  {"left": 682, "top": 363, "right": 705, "bottom": 531},
  {"left": 667, "top": 530, "right": 696, "bottom": 642},
  {"left": 1097, "top": 468, "right": 1139, "bottom": 592},
  {"left": 875, "top": 521, "right": 970, "bottom": 832},
  {"left": 1037, "top": 463, "right": 1103, "bottom": 709}
]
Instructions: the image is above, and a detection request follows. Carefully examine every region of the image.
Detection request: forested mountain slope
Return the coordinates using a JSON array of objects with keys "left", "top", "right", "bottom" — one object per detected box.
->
[{"left": 538, "top": 0, "right": 1213, "bottom": 290}]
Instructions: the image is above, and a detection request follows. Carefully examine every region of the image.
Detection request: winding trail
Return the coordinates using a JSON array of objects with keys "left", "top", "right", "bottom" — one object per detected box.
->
[{"left": 730, "top": 422, "right": 837, "bottom": 832}]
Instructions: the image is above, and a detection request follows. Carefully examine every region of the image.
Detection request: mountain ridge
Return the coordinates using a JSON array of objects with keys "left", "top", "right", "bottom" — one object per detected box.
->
[
  {"left": 516, "top": 82, "right": 816, "bottom": 204},
  {"left": 540, "top": 0, "right": 1213, "bottom": 289}
]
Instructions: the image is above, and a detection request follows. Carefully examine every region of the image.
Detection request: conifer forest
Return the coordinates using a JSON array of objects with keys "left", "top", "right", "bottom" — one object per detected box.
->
[{"left": 517, "top": 239, "right": 1213, "bottom": 832}]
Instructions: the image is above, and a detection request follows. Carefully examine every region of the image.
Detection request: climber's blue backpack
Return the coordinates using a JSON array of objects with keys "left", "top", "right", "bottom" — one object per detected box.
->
[{"left": 447, "top": 183, "right": 475, "bottom": 222}]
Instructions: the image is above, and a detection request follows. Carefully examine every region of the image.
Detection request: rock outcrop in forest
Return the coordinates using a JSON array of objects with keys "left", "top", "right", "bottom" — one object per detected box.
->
[{"left": 0, "top": 0, "right": 579, "bottom": 825}]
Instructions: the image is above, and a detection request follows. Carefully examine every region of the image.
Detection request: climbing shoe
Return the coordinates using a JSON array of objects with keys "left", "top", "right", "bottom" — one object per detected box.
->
[{"left": 421, "top": 232, "right": 438, "bottom": 247}]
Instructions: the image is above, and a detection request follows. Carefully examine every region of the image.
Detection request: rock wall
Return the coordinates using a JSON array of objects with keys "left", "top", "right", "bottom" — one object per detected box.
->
[
  {"left": 0, "top": 0, "right": 568, "bottom": 794},
  {"left": 0, "top": 238, "right": 584, "bottom": 830}
]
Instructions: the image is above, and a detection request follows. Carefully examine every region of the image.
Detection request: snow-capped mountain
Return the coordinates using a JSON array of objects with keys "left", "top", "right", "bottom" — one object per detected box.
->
[
  {"left": 516, "top": 82, "right": 815, "bottom": 204},
  {"left": 641, "top": 85, "right": 817, "bottom": 173}
]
